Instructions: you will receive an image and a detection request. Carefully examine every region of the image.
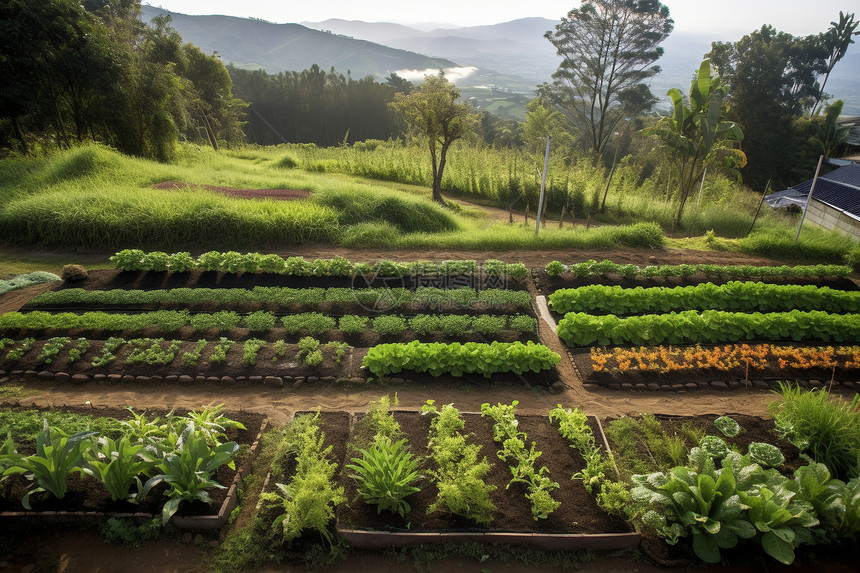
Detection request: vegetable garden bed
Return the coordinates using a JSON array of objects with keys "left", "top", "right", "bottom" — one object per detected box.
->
[
  {"left": 571, "top": 343, "right": 860, "bottom": 390},
  {"left": 332, "top": 409, "right": 633, "bottom": 545},
  {"left": 0, "top": 406, "right": 266, "bottom": 529}
]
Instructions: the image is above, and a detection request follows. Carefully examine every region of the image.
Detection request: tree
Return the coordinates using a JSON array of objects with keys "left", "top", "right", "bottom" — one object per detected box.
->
[
  {"left": 708, "top": 25, "right": 828, "bottom": 188},
  {"left": 809, "top": 99, "right": 850, "bottom": 158},
  {"left": 813, "top": 12, "right": 859, "bottom": 114},
  {"left": 388, "top": 74, "right": 476, "bottom": 204},
  {"left": 541, "top": 0, "right": 672, "bottom": 159},
  {"left": 645, "top": 60, "right": 745, "bottom": 227}
]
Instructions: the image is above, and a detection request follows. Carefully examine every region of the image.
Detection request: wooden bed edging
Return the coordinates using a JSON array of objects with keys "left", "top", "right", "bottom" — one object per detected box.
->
[{"left": 336, "top": 529, "right": 641, "bottom": 551}]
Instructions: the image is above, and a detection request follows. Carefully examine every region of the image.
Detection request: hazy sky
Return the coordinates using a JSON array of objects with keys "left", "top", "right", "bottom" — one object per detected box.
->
[{"left": 145, "top": 0, "right": 853, "bottom": 37}]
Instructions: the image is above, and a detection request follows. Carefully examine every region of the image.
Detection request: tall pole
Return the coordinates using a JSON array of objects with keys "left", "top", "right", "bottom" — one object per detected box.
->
[
  {"left": 695, "top": 167, "right": 707, "bottom": 208},
  {"left": 600, "top": 143, "right": 619, "bottom": 212},
  {"left": 795, "top": 155, "right": 824, "bottom": 243},
  {"left": 535, "top": 135, "right": 550, "bottom": 236},
  {"left": 747, "top": 179, "right": 771, "bottom": 236}
]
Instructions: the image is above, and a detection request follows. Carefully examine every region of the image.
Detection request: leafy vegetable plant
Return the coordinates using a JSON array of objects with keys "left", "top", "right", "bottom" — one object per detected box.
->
[{"left": 481, "top": 401, "right": 559, "bottom": 520}]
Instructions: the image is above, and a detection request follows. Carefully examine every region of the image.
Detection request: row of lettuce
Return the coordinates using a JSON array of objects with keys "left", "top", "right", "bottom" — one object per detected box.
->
[
  {"left": 30, "top": 286, "right": 531, "bottom": 311},
  {"left": 111, "top": 251, "right": 854, "bottom": 280},
  {"left": 0, "top": 405, "right": 246, "bottom": 524},
  {"left": 545, "top": 260, "right": 852, "bottom": 280},
  {"left": 110, "top": 250, "right": 529, "bottom": 279},
  {"left": 547, "top": 279, "right": 860, "bottom": 348},
  {"left": 0, "top": 311, "right": 537, "bottom": 338}
]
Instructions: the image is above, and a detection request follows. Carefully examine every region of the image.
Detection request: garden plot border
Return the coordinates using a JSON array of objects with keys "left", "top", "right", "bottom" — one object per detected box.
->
[
  {"left": 0, "top": 413, "right": 268, "bottom": 530},
  {"left": 335, "top": 411, "right": 640, "bottom": 552}
]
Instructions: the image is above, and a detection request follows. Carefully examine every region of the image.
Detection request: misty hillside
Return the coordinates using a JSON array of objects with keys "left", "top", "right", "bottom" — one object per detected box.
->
[
  {"left": 143, "top": 7, "right": 860, "bottom": 116},
  {"left": 141, "top": 6, "right": 457, "bottom": 79}
]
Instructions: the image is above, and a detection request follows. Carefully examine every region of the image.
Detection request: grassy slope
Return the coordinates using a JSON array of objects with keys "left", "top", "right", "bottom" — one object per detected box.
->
[{"left": 0, "top": 143, "right": 855, "bottom": 279}]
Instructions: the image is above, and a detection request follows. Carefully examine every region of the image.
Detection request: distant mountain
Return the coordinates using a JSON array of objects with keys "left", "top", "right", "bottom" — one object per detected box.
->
[
  {"left": 141, "top": 6, "right": 457, "bottom": 79},
  {"left": 304, "top": 17, "right": 559, "bottom": 87},
  {"left": 143, "top": 7, "right": 860, "bottom": 117}
]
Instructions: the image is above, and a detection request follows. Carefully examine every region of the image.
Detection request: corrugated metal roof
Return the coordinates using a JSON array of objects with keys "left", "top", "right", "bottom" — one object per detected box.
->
[{"left": 788, "top": 164, "right": 860, "bottom": 219}]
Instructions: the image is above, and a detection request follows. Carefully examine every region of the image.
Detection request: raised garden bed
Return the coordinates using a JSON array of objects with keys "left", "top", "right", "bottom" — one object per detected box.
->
[
  {"left": 0, "top": 405, "right": 266, "bottom": 529},
  {"left": 570, "top": 344, "right": 860, "bottom": 391},
  {"left": 332, "top": 410, "right": 635, "bottom": 549}
]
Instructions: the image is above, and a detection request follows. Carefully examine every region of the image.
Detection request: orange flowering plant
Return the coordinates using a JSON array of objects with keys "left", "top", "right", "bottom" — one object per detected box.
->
[{"left": 590, "top": 344, "right": 860, "bottom": 375}]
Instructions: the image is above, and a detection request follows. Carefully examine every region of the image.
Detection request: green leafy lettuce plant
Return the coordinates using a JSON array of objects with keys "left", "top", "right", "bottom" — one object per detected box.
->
[{"left": 141, "top": 422, "right": 239, "bottom": 524}]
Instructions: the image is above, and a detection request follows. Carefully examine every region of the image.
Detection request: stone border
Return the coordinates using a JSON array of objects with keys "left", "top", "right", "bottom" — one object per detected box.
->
[
  {"left": 581, "top": 375, "right": 858, "bottom": 392},
  {"left": 0, "top": 417, "right": 268, "bottom": 530}
]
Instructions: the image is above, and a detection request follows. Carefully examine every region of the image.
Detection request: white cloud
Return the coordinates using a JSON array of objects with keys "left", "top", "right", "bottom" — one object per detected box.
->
[{"left": 394, "top": 66, "right": 478, "bottom": 83}]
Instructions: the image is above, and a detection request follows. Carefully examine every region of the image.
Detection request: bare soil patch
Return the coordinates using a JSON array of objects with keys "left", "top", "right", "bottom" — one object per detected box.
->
[{"left": 151, "top": 181, "right": 310, "bottom": 201}]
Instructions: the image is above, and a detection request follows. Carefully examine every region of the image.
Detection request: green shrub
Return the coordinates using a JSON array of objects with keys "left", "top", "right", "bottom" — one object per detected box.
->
[
  {"left": 242, "top": 339, "right": 267, "bottom": 366},
  {"left": 409, "top": 315, "right": 441, "bottom": 336},
  {"left": 471, "top": 315, "right": 506, "bottom": 336}
]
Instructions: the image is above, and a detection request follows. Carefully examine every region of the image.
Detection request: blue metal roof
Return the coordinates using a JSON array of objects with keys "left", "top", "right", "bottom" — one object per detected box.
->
[{"left": 789, "top": 164, "right": 860, "bottom": 219}]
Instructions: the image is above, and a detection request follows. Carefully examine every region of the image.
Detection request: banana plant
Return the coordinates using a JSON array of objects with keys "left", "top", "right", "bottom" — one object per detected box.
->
[
  {"left": 2, "top": 419, "right": 95, "bottom": 509},
  {"left": 83, "top": 435, "right": 155, "bottom": 502},
  {"left": 645, "top": 59, "right": 745, "bottom": 226},
  {"left": 141, "top": 421, "right": 238, "bottom": 524}
]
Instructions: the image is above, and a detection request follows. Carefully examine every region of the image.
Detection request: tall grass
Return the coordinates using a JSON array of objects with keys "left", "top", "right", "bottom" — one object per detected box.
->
[
  {"left": 739, "top": 226, "right": 856, "bottom": 264},
  {"left": 0, "top": 186, "right": 340, "bottom": 249},
  {"left": 769, "top": 382, "right": 860, "bottom": 480},
  {"left": 1, "top": 143, "right": 853, "bottom": 261}
]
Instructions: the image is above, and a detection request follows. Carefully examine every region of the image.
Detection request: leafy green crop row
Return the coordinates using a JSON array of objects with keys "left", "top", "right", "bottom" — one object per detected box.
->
[
  {"left": 548, "top": 282, "right": 860, "bottom": 315},
  {"left": 545, "top": 259, "right": 851, "bottom": 280},
  {"left": 0, "top": 311, "right": 536, "bottom": 338},
  {"left": 362, "top": 341, "right": 560, "bottom": 378},
  {"left": 110, "top": 249, "right": 528, "bottom": 279},
  {"left": 557, "top": 310, "right": 860, "bottom": 346},
  {"left": 32, "top": 286, "right": 531, "bottom": 311}
]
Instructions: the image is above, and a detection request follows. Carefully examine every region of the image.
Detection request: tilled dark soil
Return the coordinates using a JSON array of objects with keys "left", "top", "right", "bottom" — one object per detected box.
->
[{"left": 334, "top": 410, "right": 628, "bottom": 535}]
